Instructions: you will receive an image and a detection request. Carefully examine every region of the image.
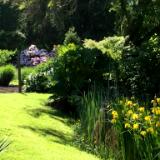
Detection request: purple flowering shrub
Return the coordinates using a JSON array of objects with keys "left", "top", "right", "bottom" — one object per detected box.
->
[{"left": 20, "top": 44, "right": 54, "bottom": 66}]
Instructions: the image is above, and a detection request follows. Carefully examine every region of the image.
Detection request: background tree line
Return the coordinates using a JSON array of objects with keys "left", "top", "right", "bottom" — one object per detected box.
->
[{"left": 0, "top": 0, "right": 115, "bottom": 49}]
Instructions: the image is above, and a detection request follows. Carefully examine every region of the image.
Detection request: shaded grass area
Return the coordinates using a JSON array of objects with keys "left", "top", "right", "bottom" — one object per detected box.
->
[{"left": 0, "top": 93, "right": 99, "bottom": 160}]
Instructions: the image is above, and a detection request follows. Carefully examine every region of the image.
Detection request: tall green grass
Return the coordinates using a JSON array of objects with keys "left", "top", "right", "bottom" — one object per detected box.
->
[
  {"left": 78, "top": 87, "right": 117, "bottom": 159},
  {"left": 77, "top": 85, "right": 160, "bottom": 160}
]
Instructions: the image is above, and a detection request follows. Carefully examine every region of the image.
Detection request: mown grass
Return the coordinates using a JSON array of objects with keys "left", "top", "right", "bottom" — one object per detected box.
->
[{"left": 0, "top": 93, "right": 99, "bottom": 160}]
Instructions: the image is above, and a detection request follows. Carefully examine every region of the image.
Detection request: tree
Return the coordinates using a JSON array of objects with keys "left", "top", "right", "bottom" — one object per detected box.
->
[
  {"left": 11, "top": 0, "right": 115, "bottom": 48},
  {"left": 0, "top": 0, "right": 24, "bottom": 49},
  {"left": 111, "top": 0, "right": 160, "bottom": 45}
]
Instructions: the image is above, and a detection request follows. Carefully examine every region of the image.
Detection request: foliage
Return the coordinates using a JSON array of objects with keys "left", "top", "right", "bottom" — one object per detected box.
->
[
  {"left": 21, "top": 67, "right": 35, "bottom": 84},
  {"left": 120, "top": 34, "right": 160, "bottom": 97},
  {"left": 110, "top": 0, "right": 160, "bottom": 45},
  {"left": 63, "top": 27, "right": 81, "bottom": 45},
  {"left": 5, "top": 0, "right": 115, "bottom": 48},
  {"left": 56, "top": 43, "right": 77, "bottom": 56},
  {"left": 0, "top": 50, "right": 16, "bottom": 66},
  {"left": 84, "top": 36, "right": 125, "bottom": 60},
  {"left": 75, "top": 86, "right": 119, "bottom": 159},
  {"left": 50, "top": 44, "right": 114, "bottom": 112},
  {"left": 0, "top": 1, "right": 25, "bottom": 49},
  {"left": 24, "top": 60, "right": 54, "bottom": 92},
  {"left": 0, "top": 65, "right": 16, "bottom": 86},
  {"left": 20, "top": 45, "right": 53, "bottom": 66},
  {"left": 78, "top": 88, "right": 112, "bottom": 159},
  {"left": 110, "top": 97, "right": 160, "bottom": 160},
  {"left": 77, "top": 87, "right": 160, "bottom": 160}
]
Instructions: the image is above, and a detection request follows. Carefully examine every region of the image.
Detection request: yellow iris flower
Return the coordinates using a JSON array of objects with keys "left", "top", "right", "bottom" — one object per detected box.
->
[
  {"left": 131, "top": 113, "right": 139, "bottom": 120},
  {"left": 138, "top": 107, "right": 145, "bottom": 112},
  {"left": 125, "top": 123, "right": 131, "bottom": 128},
  {"left": 140, "top": 131, "right": 147, "bottom": 137},
  {"left": 133, "top": 123, "right": 139, "bottom": 130}
]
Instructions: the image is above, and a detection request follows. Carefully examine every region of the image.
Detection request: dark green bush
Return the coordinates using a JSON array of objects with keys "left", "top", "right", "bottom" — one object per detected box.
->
[
  {"left": 63, "top": 27, "right": 81, "bottom": 45},
  {"left": 0, "top": 65, "right": 16, "bottom": 86},
  {"left": 120, "top": 34, "right": 160, "bottom": 98},
  {"left": 0, "top": 50, "right": 16, "bottom": 66},
  {"left": 50, "top": 44, "right": 115, "bottom": 113}
]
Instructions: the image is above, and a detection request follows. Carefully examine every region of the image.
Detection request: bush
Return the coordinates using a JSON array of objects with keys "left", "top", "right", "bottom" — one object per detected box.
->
[
  {"left": 84, "top": 36, "right": 125, "bottom": 60},
  {"left": 0, "top": 65, "right": 16, "bottom": 86},
  {"left": 120, "top": 34, "right": 160, "bottom": 98},
  {"left": 0, "top": 50, "right": 16, "bottom": 66},
  {"left": 21, "top": 67, "right": 35, "bottom": 84},
  {"left": 24, "top": 60, "right": 54, "bottom": 93},
  {"left": 63, "top": 27, "right": 81, "bottom": 45},
  {"left": 50, "top": 44, "right": 116, "bottom": 114}
]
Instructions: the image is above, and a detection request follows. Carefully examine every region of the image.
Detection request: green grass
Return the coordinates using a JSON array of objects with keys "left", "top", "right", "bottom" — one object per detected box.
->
[{"left": 0, "top": 93, "right": 99, "bottom": 160}]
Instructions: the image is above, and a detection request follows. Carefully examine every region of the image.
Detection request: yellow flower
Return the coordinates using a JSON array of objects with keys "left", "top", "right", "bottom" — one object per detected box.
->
[
  {"left": 151, "top": 107, "right": 156, "bottom": 114},
  {"left": 147, "top": 127, "right": 154, "bottom": 134},
  {"left": 111, "top": 119, "right": 117, "bottom": 124},
  {"left": 156, "top": 122, "right": 160, "bottom": 127},
  {"left": 126, "top": 110, "right": 133, "bottom": 117},
  {"left": 155, "top": 108, "right": 160, "bottom": 115},
  {"left": 131, "top": 113, "right": 139, "bottom": 120},
  {"left": 151, "top": 100, "right": 156, "bottom": 104},
  {"left": 133, "top": 103, "right": 137, "bottom": 107},
  {"left": 138, "top": 107, "right": 145, "bottom": 112},
  {"left": 125, "top": 123, "right": 131, "bottom": 128},
  {"left": 133, "top": 123, "right": 139, "bottom": 130},
  {"left": 112, "top": 110, "right": 118, "bottom": 119},
  {"left": 157, "top": 98, "right": 160, "bottom": 105},
  {"left": 144, "top": 116, "right": 151, "bottom": 122},
  {"left": 126, "top": 100, "right": 133, "bottom": 107},
  {"left": 140, "top": 131, "right": 147, "bottom": 137}
]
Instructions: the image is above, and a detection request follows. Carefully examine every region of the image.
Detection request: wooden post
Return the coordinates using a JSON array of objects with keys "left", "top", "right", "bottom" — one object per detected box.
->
[{"left": 18, "top": 51, "right": 22, "bottom": 93}]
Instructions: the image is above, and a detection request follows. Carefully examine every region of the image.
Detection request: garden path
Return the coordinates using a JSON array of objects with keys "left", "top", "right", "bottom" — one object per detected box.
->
[{"left": 0, "top": 86, "right": 18, "bottom": 93}]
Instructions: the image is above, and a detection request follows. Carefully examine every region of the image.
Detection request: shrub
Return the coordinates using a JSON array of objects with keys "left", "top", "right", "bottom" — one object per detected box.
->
[
  {"left": 0, "top": 50, "right": 16, "bottom": 66},
  {"left": 63, "top": 27, "right": 81, "bottom": 45},
  {"left": 56, "top": 43, "right": 77, "bottom": 56},
  {"left": 24, "top": 60, "right": 54, "bottom": 93},
  {"left": 21, "top": 67, "right": 35, "bottom": 84},
  {"left": 84, "top": 36, "right": 125, "bottom": 60},
  {"left": 50, "top": 44, "right": 116, "bottom": 114},
  {"left": 0, "top": 65, "right": 16, "bottom": 86},
  {"left": 120, "top": 34, "right": 160, "bottom": 98}
]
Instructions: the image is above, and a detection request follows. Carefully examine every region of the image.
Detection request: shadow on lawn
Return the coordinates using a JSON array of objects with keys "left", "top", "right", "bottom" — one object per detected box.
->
[
  {"left": 25, "top": 106, "right": 74, "bottom": 126},
  {"left": 20, "top": 125, "right": 72, "bottom": 145}
]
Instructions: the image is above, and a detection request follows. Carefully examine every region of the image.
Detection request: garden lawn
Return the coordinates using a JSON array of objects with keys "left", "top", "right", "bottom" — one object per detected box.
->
[{"left": 0, "top": 93, "right": 99, "bottom": 160}]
